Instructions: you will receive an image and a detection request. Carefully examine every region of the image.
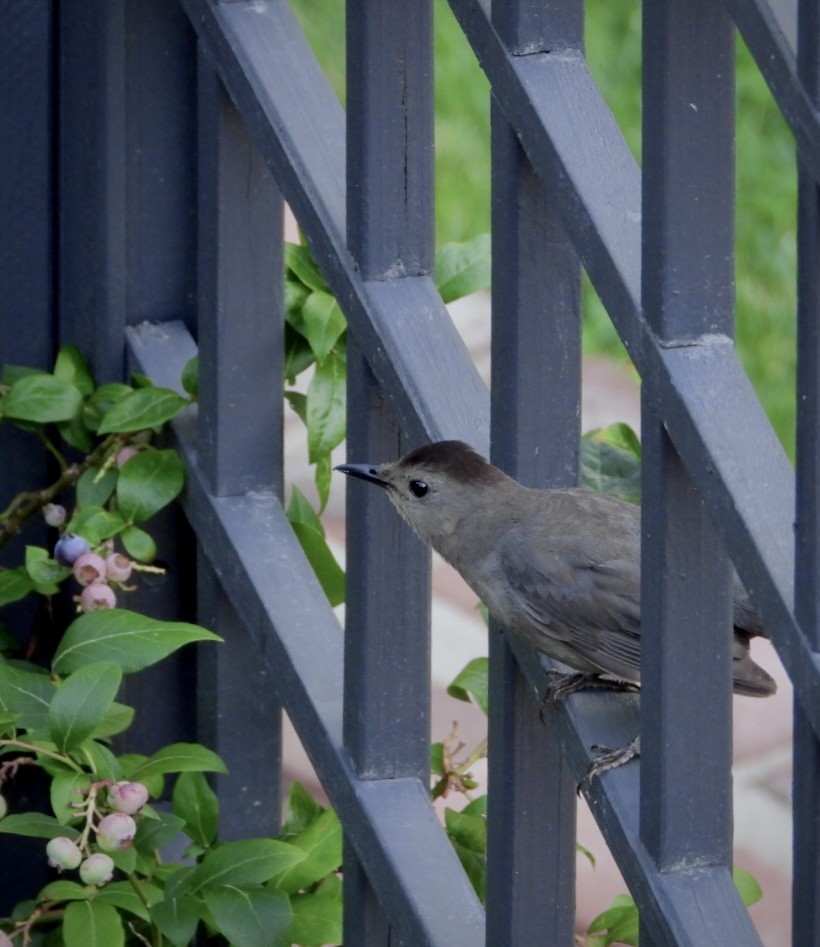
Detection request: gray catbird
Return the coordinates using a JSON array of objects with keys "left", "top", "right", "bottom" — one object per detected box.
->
[{"left": 336, "top": 440, "right": 776, "bottom": 701}]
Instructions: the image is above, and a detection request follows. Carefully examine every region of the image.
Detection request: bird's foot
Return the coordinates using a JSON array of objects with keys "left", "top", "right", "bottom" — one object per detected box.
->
[
  {"left": 544, "top": 671, "right": 639, "bottom": 704},
  {"left": 578, "top": 736, "right": 641, "bottom": 793}
]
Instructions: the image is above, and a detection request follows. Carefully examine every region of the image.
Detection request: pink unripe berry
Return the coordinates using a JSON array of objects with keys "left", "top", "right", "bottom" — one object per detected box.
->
[
  {"left": 108, "top": 781, "right": 149, "bottom": 815},
  {"left": 79, "top": 853, "right": 115, "bottom": 886},
  {"left": 96, "top": 812, "right": 136, "bottom": 851},
  {"left": 80, "top": 583, "right": 117, "bottom": 612},
  {"left": 0, "top": 931, "right": 12, "bottom": 947},
  {"left": 73, "top": 552, "right": 107, "bottom": 586},
  {"left": 105, "top": 553, "right": 132, "bottom": 582},
  {"left": 43, "top": 503, "right": 67, "bottom": 527},
  {"left": 46, "top": 836, "right": 82, "bottom": 871},
  {"left": 116, "top": 446, "right": 139, "bottom": 469}
]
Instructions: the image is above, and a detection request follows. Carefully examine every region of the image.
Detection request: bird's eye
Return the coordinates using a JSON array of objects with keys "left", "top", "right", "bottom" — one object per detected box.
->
[{"left": 409, "top": 479, "right": 429, "bottom": 498}]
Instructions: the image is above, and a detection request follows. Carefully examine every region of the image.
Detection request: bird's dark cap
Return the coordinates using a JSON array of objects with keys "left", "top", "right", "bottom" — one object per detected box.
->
[{"left": 397, "top": 440, "right": 502, "bottom": 484}]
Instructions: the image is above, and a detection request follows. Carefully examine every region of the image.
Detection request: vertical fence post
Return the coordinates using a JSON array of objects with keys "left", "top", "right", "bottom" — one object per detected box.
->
[
  {"left": 195, "top": 53, "right": 284, "bottom": 837},
  {"left": 344, "top": 0, "right": 434, "bottom": 941},
  {"left": 60, "top": 0, "right": 200, "bottom": 754},
  {"left": 640, "top": 0, "right": 736, "bottom": 922},
  {"left": 793, "top": 0, "right": 820, "bottom": 938},
  {"left": 487, "top": 2, "right": 582, "bottom": 942}
]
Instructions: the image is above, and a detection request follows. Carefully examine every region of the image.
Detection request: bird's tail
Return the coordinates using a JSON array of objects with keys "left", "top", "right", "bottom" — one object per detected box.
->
[{"left": 732, "top": 658, "right": 777, "bottom": 697}]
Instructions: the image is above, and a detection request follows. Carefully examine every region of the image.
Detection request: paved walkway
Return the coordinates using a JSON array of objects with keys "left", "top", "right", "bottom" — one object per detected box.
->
[{"left": 282, "top": 290, "right": 792, "bottom": 943}]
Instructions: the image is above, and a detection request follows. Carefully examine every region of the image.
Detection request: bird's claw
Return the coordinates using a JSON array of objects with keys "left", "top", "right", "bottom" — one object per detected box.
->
[{"left": 577, "top": 736, "right": 641, "bottom": 794}]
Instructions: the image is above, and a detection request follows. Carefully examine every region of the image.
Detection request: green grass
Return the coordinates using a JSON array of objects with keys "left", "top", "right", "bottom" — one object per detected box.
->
[{"left": 289, "top": 0, "right": 797, "bottom": 456}]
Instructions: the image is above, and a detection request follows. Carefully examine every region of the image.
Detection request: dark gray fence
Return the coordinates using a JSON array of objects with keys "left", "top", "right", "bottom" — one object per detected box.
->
[{"left": 1, "top": 0, "right": 817, "bottom": 943}]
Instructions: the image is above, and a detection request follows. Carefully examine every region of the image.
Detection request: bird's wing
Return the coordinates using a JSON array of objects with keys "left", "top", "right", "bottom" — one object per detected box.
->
[{"left": 498, "top": 535, "right": 643, "bottom": 681}]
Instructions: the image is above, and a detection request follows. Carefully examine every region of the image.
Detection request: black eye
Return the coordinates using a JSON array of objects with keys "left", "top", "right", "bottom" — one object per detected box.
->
[{"left": 409, "top": 479, "right": 428, "bottom": 498}]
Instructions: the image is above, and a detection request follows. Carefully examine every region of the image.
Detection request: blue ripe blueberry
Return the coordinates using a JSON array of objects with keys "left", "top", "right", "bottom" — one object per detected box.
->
[{"left": 54, "top": 533, "right": 90, "bottom": 567}]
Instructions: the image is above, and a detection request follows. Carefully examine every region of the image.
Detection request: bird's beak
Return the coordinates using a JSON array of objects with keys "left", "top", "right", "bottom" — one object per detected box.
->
[{"left": 334, "top": 462, "right": 390, "bottom": 489}]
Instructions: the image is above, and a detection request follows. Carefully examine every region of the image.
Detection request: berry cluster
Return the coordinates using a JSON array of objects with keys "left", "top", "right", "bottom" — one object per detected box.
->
[
  {"left": 45, "top": 779, "right": 150, "bottom": 888},
  {"left": 53, "top": 527, "right": 134, "bottom": 612}
]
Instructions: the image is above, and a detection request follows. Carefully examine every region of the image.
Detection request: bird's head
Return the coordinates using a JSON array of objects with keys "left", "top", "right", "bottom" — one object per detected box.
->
[{"left": 335, "top": 440, "right": 506, "bottom": 546}]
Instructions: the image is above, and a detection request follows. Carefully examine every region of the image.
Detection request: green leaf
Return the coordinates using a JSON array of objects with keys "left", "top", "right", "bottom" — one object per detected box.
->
[
  {"left": 53, "top": 345, "right": 95, "bottom": 396},
  {"left": 284, "top": 389, "right": 307, "bottom": 425},
  {"left": 107, "top": 846, "right": 137, "bottom": 875},
  {"left": 0, "top": 812, "right": 80, "bottom": 840},
  {"left": 190, "top": 839, "right": 306, "bottom": 892},
  {"left": 134, "top": 810, "right": 187, "bottom": 854},
  {"left": 270, "top": 808, "right": 342, "bottom": 894},
  {"left": 50, "top": 771, "right": 91, "bottom": 824},
  {"left": 285, "top": 243, "right": 330, "bottom": 293},
  {"left": 84, "top": 383, "right": 132, "bottom": 433},
  {"left": 75, "top": 738, "right": 122, "bottom": 780},
  {"left": 430, "top": 741, "right": 445, "bottom": 777},
  {"left": 66, "top": 505, "right": 127, "bottom": 545},
  {"left": 300, "top": 292, "right": 346, "bottom": 366},
  {"left": 58, "top": 415, "right": 94, "bottom": 453},
  {"left": 97, "top": 387, "right": 188, "bottom": 434},
  {"left": 592, "top": 421, "right": 641, "bottom": 458},
  {"left": 0, "top": 659, "right": 56, "bottom": 730},
  {"left": 64, "top": 900, "right": 125, "bottom": 947},
  {"left": 49, "top": 661, "right": 123, "bottom": 753},
  {"left": 0, "top": 567, "right": 34, "bottom": 607},
  {"left": 2, "top": 364, "right": 47, "bottom": 384},
  {"left": 52, "top": 609, "right": 221, "bottom": 675},
  {"left": 586, "top": 893, "right": 640, "bottom": 947},
  {"left": 0, "top": 710, "right": 20, "bottom": 737},
  {"left": 38, "top": 879, "right": 91, "bottom": 902},
  {"left": 116, "top": 448, "right": 185, "bottom": 524},
  {"left": 151, "top": 893, "right": 202, "bottom": 947},
  {"left": 173, "top": 771, "right": 218, "bottom": 849},
  {"left": 284, "top": 324, "right": 316, "bottom": 382},
  {"left": 91, "top": 701, "right": 134, "bottom": 739},
  {"left": 314, "top": 454, "right": 332, "bottom": 514},
  {"left": 181, "top": 356, "right": 199, "bottom": 399},
  {"left": 306, "top": 350, "right": 346, "bottom": 462},
  {"left": 434, "top": 233, "right": 491, "bottom": 304},
  {"left": 288, "top": 875, "right": 343, "bottom": 946},
  {"left": 733, "top": 865, "right": 763, "bottom": 907},
  {"left": 445, "top": 805, "right": 487, "bottom": 902},
  {"left": 286, "top": 487, "right": 345, "bottom": 607},
  {"left": 96, "top": 880, "right": 163, "bottom": 922},
  {"left": 581, "top": 425, "right": 642, "bottom": 503},
  {"left": 280, "top": 781, "right": 324, "bottom": 839},
  {"left": 285, "top": 276, "right": 311, "bottom": 322},
  {"left": 25, "top": 546, "right": 70, "bottom": 590},
  {"left": 205, "top": 886, "right": 293, "bottom": 947},
  {"left": 76, "top": 466, "right": 118, "bottom": 508},
  {"left": 120, "top": 525, "right": 157, "bottom": 562},
  {"left": 128, "top": 743, "right": 227, "bottom": 783},
  {"left": 447, "top": 657, "right": 489, "bottom": 715},
  {"left": 1, "top": 374, "right": 84, "bottom": 423}
]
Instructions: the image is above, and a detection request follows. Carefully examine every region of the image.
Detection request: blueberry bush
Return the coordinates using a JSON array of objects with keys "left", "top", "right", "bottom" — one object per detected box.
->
[{"left": 0, "top": 342, "right": 343, "bottom": 946}]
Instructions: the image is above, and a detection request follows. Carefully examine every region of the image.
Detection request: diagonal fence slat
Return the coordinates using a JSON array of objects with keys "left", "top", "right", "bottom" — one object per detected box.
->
[
  {"left": 126, "top": 320, "right": 485, "bottom": 947},
  {"left": 722, "top": 0, "right": 820, "bottom": 185},
  {"left": 182, "top": 0, "right": 489, "bottom": 451}
]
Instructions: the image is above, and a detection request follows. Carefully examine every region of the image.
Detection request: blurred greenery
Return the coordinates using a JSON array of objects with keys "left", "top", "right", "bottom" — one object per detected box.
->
[{"left": 290, "top": 0, "right": 797, "bottom": 456}]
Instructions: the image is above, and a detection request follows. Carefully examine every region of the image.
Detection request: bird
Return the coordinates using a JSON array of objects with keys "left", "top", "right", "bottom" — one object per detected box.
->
[{"left": 335, "top": 440, "right": 776, "bottom": 736}]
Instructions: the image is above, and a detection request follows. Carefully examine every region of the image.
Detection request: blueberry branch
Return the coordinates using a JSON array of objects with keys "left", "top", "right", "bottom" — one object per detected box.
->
[{"left": 0, "top": 434, "right": 123, "bottom": 551}]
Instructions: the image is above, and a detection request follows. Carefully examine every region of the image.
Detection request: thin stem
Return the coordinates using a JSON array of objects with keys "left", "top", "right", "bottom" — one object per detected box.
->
[
  {"left": 37, "top": 430, "right": 69, "bottom": 472},
  {"left": 126, "top": 876, "right": 164, "bottom": 947},
  {"left": 0, "top": 740, "right": 84, "bottom": 774},
  {"left": 0, "top": 433, "right": 122, "bottom": 551}
]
